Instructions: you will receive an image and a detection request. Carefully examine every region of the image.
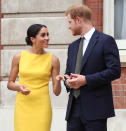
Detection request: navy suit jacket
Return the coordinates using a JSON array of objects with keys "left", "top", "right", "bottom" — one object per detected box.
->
[{"left": 65, "top": 30, "right": 121, "bottom": 121}]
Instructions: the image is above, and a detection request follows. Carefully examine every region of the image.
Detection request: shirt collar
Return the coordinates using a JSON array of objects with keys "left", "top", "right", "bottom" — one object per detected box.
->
[{"left": 82, "top": 27, "right": 95, "bottom": 41}]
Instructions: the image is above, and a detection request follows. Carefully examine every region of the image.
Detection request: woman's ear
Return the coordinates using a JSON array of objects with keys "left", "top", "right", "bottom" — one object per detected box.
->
[{"left": 30, "top": 37, "right": 35, "bottom": 44}]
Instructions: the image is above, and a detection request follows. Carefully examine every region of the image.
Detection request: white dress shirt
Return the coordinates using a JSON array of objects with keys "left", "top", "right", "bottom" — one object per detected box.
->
[{"left": 82, "top": 27, "right": 95, "bottom": 55}]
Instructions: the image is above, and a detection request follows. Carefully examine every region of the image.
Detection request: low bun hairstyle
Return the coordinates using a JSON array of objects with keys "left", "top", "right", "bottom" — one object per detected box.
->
[
  {"left": 25, "top": 24, "right": 47, "bottom": 46},
  {"left": 25, "top": 36, "right": 32, "bottom": 45}
]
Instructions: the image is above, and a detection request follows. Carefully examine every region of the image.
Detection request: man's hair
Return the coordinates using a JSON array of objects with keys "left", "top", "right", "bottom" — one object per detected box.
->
[{"left": 65, "top": 4, "right": 92, "bottom": 22}]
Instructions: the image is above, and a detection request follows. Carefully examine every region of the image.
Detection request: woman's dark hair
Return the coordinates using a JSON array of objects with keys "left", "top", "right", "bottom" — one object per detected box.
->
[{"left": 25, "top": 24, "right": 47, "bottom": 46}]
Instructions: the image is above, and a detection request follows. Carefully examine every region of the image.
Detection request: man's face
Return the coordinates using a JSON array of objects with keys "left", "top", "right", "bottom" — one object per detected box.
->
[{"left": 67, "top": 14, "right": 81, "bottom": 36}]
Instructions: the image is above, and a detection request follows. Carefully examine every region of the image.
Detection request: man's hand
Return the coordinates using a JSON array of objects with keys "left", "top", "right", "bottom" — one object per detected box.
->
[{"left": 66, "top": 73, "right": 86, "bottom": 89}]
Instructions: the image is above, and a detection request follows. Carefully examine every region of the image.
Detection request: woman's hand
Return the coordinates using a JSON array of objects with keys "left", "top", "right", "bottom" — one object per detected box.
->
[
  {"left": 56, "top": 74, "right": 70, "bottom": 81},
  {"left": 19, "top": 85, "right": 31, "bottom": 95},
  {"left": 56, "top": 75, "right": 65, "bottom": 81}
]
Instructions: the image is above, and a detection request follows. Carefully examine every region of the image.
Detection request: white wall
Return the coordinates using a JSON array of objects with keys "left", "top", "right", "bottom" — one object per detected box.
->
[{"left": 1, "top": 0, "right": 126, "bottom": 131}]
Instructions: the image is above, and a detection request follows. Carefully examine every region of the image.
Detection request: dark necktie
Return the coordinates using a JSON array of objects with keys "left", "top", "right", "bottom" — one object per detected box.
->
[{"left": 73, "top": 37, "right": 84, "bottom": 98}]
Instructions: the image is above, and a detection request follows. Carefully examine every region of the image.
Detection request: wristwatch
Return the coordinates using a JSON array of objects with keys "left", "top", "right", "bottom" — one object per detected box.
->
[{"left": 64, "top": 77, "right": 71, "bottom": 90}]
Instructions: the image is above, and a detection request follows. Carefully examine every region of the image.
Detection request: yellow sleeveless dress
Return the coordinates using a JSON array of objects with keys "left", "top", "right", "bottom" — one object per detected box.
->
[{"left": 14, "top": 51, "right": 52, "bottom": 131}]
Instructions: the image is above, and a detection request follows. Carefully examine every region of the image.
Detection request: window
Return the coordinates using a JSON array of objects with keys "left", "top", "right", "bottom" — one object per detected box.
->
[
  {"left": 114, "top": 0, "right": 126, "bottom": 39},
  {"left": 103, "top": 0, "right": 126, "bottom": 64}
]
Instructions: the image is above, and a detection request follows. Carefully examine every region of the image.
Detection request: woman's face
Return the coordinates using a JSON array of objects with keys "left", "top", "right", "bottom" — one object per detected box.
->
[{"left": 33, "top": 27, "right": 50, "bottom": 48}]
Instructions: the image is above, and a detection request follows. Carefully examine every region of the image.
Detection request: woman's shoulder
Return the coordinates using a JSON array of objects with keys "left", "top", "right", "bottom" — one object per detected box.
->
[
  {"left": 12, "top": 52, "right": 22, "bottom": 64},
  {"left": 13, "top": 52, "right": 21, "bottom": 60},
  {"left": 52, "top": 55, "right": 59, "bottom": 61},
  {"left": 52, "top": 55, "right": 60, "bottom": 66}
]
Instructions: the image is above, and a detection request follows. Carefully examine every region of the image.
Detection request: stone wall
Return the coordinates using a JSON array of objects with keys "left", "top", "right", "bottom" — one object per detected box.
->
[
  {"left": 0, "top": 0, "right": 82, "bottom": 130},
  {"left": 0, "top": 0, "right": 126, "bottom": 131}
]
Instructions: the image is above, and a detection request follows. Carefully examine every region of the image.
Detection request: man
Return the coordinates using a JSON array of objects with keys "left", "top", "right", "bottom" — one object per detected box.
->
[{"left": 64, "top": 4, "right": 121, "bottom": 131}]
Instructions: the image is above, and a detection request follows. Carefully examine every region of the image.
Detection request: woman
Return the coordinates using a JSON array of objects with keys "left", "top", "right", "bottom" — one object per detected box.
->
[{"left": 7, "top": 24, "right": 63, "bottom": 131}]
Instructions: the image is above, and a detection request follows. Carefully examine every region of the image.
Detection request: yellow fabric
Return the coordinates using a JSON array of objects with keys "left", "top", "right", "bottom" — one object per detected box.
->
[{"left": 14, "top": 51, "right": 52, "bottom": 131}]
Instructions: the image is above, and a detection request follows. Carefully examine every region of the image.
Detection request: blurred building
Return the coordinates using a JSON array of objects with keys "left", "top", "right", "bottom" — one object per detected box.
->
[{"left": 0, "top": 0, "right": 126, "bottom": 131}]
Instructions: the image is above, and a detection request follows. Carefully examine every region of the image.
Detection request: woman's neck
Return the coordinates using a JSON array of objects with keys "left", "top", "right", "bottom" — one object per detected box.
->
[{"left": 29, "top": 47, "right": 46, "bottom": 54}]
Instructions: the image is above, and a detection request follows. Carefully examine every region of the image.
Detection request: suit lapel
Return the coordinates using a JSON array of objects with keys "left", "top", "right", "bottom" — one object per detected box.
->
[{"left": 80, "top": 30, "right": 100, "bottom": 72}]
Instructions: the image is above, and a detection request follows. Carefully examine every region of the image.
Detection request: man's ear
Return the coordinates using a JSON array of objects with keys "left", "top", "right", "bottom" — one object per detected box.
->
[{"left": 75, "top": 16, "right": 81, "bottom": 24}]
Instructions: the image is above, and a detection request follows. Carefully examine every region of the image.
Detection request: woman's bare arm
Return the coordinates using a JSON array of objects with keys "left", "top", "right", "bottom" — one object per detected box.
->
[
  {"left": 7, "top": 53, "right": 30, "bottom": 95},
  {"left": 51, "top": 55, "right": 61, "bottom": 96}
]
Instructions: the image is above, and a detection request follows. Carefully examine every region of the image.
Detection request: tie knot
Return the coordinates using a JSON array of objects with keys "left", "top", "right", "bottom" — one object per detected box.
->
[
  {"left": 80, "top": 37, "right": 84, "bottom": 46},
  {"left": 80, "top": 37, "right": 85, "bottom": 44},
  {"left": 81, "top": 36, "right": 85, "bottom": 40}
]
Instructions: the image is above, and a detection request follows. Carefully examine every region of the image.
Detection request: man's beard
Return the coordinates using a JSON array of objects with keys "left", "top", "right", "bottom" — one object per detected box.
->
[{"left": 72, "top": 28, "right": 81, "bottom": 36}]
